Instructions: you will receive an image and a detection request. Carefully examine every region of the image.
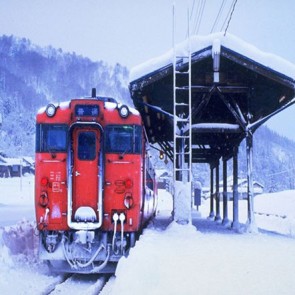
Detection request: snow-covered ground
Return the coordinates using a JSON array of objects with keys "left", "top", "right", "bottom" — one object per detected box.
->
[
  {"left": 0, "top": 176, "right": 34, "bottom": 226},
  {"left": 1, "top": 177, "right": 295, "bottom": 294}
]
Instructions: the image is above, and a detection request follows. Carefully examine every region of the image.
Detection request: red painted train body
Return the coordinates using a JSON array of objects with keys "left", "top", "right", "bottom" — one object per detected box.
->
[{"left": 35, "top": 92, "right": 157, "bottom": 273}]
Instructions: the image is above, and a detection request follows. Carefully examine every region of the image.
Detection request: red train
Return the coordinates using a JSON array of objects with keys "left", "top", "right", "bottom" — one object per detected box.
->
[{"left": 35, "top": 89, "right": 157, "bottom": 273}]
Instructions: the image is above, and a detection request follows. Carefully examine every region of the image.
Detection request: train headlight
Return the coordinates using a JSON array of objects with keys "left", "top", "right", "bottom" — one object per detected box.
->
[
  {"left": 45, "top": 104, "right": 57, "bottom": 117},
  {"left": 118, "top": 105, "right": 129, "bottom": 118}
]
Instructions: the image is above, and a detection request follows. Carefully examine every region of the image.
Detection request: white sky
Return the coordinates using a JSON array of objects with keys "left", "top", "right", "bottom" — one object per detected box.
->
[{"left": 0, "top": 0, "right": 295, "bottom": 140}]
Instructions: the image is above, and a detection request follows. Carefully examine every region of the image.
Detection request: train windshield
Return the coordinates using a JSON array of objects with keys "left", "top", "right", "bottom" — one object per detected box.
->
[
  {"left": 36, "top": 124, "right": 68, "bottom": 152},
  {"left": 105, "top": 125, "right": 142, "bottom": 154}
]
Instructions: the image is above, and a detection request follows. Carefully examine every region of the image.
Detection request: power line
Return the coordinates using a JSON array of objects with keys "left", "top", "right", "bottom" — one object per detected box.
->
[
  {"left": 186, "top": 0, "right": 196, "bottom": 39},
  {"left": 190, "top": 0, "right": 196, "bottom": 20},
  {"left": 223, "top": 0, "right": 238, "bottom": 36},
  {"left": 266, "top": 167, "right": 295, "bottom": 177},
  {"left": 193, "top": 0, "right": 206, "bottom": 35},
  {"left": 192, "top": 0, "right": 202, "bottom": 35},
  {"left": 210, "top": 0, "right": 227, "bottom": 33},
  {"left": 220, "top": 0, "right": 235, "bottom": 31}
]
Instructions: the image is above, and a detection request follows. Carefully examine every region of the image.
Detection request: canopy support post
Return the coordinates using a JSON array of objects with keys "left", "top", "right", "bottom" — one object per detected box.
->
[
  {"left": 232, "top": 146, "right": 240, "bottom": 230},
  {"left": 246, "top": 131, "right": 257, "bottom": 232},
  {"left": 215, "top": 160, "right": 222, "bottom": 222},
  {"left": 208, "top": 164, "right": 215, "bottom": 219},
  {"left": 222, "top": 157, "right": 230, "bottom": 226}
]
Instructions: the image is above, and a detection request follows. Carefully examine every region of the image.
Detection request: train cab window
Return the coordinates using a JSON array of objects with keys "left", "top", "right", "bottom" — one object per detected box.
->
[
  {"left": 78, "top": 131, "right": 96, "bottom": 160},
  {"left": 36, "top": 124, "right": 67, "bottom": 152},
  {"left": 105, "top": 125, "right": 142, "bottom": 154}
]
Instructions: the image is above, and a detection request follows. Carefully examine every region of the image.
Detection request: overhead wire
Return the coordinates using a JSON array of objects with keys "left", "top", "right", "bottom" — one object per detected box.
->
[
  {"left": 186, "top": 0, "right": 196, "bottom": 38},
  {"left": 193, "top": 0, "right": 206, "bottom": 35},
  {"left": 186, "top": 0, "right": 238, "bottom": 38},
  {"left": 220, "top": 0, "right": 235, "bottom": 31},
  {"left": 191, "top": 0, "right": 201, "bottom": 35},
  {"left": 210, "top": 0, "right": 227, "bottom": 33},
  {"left": 266, "top": 167, "right": 295, "bottom": 177},
  {"left": 223, "top": 0, "right": 238, "bottom": 36},
  {"left": 190, "top": 0, "right": 196, "bottom": 20}
]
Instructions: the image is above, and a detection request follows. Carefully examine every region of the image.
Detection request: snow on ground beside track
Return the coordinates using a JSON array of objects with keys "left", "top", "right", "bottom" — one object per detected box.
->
[
  {"left": 0, "top": 176, "right": 63, "bottom": 295},
  {"left": 105, "top": 222, "right": 295, "bottom": 295},
  {"left": 0, "top": 241, "right": 63, "bottom": 295},
  {"left": 102, "top": 189, "right": 295, "bottom": 295},
  {"left": 200, "top": 191, "right": 295, "bottom": 237},
  {"left": 0, "top": 175, "right": 34, "bottom": 206}
]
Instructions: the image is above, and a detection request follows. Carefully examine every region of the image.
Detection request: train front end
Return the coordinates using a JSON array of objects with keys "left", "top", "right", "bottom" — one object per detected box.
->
[{"left": 35, "top": 93, "right": 156, "bottom": 273}]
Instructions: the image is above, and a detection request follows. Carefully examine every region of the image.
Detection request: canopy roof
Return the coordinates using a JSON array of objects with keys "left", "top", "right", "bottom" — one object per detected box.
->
[{"left": 129, "top": 33, "right": 295, "bottom": 163}]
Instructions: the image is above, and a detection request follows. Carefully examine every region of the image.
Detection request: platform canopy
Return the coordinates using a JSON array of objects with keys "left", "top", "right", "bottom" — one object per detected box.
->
[{"left": 129, "top": 33, "right": 295, "bottom": 164}]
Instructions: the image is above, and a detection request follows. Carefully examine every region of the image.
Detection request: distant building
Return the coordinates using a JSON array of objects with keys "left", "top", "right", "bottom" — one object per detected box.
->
[
  {"left": 202, "top": 176, "right": 264, "bottom": 200},
  {"left": 155, "top": 169, "right": 172, "bottom": 190},
  {"left": 0, "top": 154, "right": 34, "bottom": 177}
]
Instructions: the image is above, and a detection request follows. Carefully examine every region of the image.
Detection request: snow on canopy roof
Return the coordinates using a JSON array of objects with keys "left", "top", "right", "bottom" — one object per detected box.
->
[{"left": 130, "top": 32, "right": 295, "bottom": 83}]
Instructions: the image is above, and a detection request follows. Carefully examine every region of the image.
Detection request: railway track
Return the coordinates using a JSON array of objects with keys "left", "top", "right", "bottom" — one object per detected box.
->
[{"left": 41, "top": 273, "right": 110, "bottom": 295}]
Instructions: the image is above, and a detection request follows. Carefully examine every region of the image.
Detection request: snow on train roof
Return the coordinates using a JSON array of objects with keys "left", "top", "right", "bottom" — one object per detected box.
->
[
  {"left": 130, "top": 32, "right": 295, "bottom": 83},
  {"left": 37, "top": 99, "right": 139, "bottom": 115},
  {"left": 37, "top": 101, "right": 70, "bottom": 114}
]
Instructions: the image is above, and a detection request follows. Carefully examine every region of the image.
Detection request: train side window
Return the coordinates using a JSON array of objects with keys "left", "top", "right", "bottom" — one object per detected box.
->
[
  {"left": 36, "top": 124, "right": 68, "bottom": 152},
  {"left": 105, "top": 125, "right": 142, "bottom": 154}
]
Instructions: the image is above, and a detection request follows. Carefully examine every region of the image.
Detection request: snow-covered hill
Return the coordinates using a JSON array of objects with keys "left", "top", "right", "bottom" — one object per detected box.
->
[
  {"left": 0, "top": 35, "right": 131, "bottom": 156},
  {"left": 0, "top": 179, "right": 295, "bottom": 294}
]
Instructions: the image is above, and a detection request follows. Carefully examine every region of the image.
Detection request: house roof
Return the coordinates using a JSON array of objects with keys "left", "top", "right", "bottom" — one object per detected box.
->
[
  {"left": 0, "top": 157, "right": 21, "bottom": 166},
  {"left": 220, "top": 176, "right": 264, "bottom": 188},
  {"left": 129, "top": 33, "right": 295, "bottom": 164}
]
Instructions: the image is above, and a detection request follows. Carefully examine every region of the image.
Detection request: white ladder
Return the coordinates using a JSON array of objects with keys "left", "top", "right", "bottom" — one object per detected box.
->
[
  {"left": 172, "top": 3, "right": 193, "bottom": 224},
  {"left": 173, "top": 4, "right": 192, "bottom": 185}
]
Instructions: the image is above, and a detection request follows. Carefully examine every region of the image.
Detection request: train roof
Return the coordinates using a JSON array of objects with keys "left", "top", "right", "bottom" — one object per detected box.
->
[{"left": 37, "top": 96, "right": 140, "bottom": 117}]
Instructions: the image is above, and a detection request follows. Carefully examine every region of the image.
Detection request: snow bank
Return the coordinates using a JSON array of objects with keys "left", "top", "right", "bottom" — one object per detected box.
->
[
  {"left": 102, "top": 190, "right": 295, "bottom": 295},
  {"left": 0, "top": 220, "right": 62, "bottom": 295},
  {"left": 1, "top": 220, "right": 38, "bottom": 259},
  {"left": 173, "top": 181, "right": 191, "bottom": 224},
  {"left": 255, "top": 190, "right": 295, "bottom": 218},
  {"left": 254, "top": 190, "right": 295, "bottom": 237},
  {"left": 130, "top": 32, "right": 295, "bottom": 82}
]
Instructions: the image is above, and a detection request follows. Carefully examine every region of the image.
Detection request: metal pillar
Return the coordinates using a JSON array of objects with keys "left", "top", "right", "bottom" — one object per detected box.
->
[
  {"left": 246, "top": 131, "right": 257, "bottom": 232},
  {"left": 222, "top": 157, "right": 230, "bottom": 226},
  {"left": 215, "top": 160, "right": 222, "bottom": 222},
  {"left": 232, "top": 146, "right": 239, "bottom": 230},
  {"left": 209, "top": 164, "right": 215, "bottom": 219}
]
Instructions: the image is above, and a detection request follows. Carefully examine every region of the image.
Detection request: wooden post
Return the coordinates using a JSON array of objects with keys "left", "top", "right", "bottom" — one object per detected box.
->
[
  {"left": 209, "top": 164, "right": 215, "bottom": 219},
  {"left": 232, "top": 146, "right": 239, "bottom": 230},
  {"left": 246, "top": 131, "right": 257, "bottom": 232},
  {"left": 222, "top": 157, "right": 230, "bottom": 226},
  {"left": 215, "top": 160, "right": 221, "bottom": 222}
]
